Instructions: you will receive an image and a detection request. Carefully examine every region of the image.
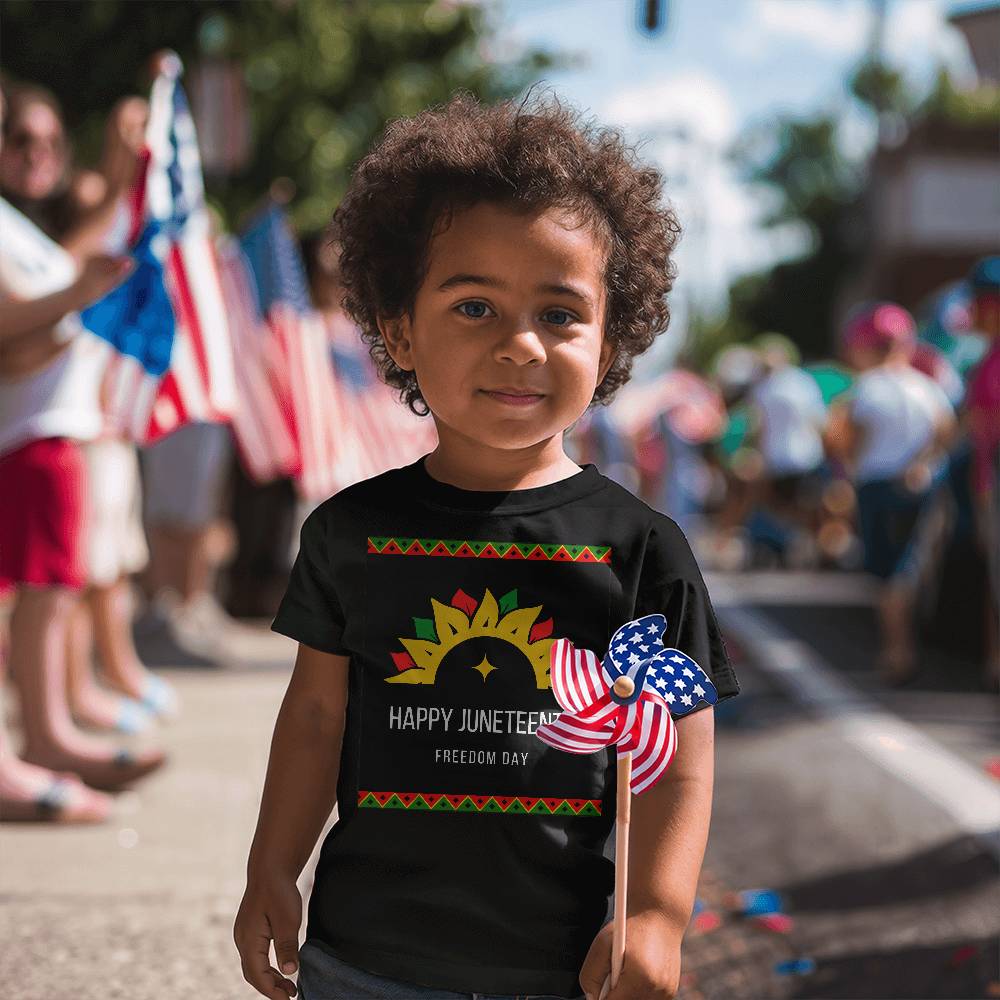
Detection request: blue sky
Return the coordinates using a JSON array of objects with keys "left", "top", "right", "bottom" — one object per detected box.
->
[{"left": 489, "top": 0, "right": 985, "bottom": 343}]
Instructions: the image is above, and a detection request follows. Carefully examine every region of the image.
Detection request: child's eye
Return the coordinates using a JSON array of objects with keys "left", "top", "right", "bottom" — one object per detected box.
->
[
  {"left": 542, "top": 309, "right": 576, "bottom": 326},
  {"left": 456, "top": 301, "right": 493, "bottom": 320}
]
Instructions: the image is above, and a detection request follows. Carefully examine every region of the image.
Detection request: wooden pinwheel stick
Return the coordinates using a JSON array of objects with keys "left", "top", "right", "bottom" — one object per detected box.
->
[{"left": 600, "top": 673, "right": 636, "bottom": 1000}]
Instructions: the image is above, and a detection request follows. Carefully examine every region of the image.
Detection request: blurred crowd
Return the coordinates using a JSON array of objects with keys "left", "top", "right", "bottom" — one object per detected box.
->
[
  {"left": 574, "top": 263, "right": 999, "bottom": 692},
  {"left": 0, "top": 75, "right": 997, "bottom": 828}
]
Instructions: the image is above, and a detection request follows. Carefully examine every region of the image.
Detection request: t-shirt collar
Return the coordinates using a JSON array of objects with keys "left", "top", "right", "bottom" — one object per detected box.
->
[{"left": 406, "top": 453, "right": 607, "bottom": 514}]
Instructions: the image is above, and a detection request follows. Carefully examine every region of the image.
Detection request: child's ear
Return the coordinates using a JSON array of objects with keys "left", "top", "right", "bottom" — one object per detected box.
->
[
  {"left": 596, "top": 335, "right": 617, "bottom": 387},
  {"left": 377, "top": 313, "right": 415, "bottom": 372}
]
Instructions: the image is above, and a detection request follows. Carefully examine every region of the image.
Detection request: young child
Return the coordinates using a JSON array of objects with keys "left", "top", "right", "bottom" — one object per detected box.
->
[{"left": 235, "top": 93, "right": 740, "bottom": 1000}]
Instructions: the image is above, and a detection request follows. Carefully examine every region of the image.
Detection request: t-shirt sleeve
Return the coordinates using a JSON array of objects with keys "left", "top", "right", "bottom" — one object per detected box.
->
[
  {"left": 848, "top": 375, "right": 883, "bottom": 426},
  {"left": 635, "top": 517, "right": 741, "bottom": 714},
  {"left": 270, "top": 504, "right": 349, "bottom": 655}
]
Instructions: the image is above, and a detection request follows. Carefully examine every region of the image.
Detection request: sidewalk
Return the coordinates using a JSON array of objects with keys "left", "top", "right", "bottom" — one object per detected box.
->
[{"left": 1, "top": 641, "right": 306, "bottom": 1000}]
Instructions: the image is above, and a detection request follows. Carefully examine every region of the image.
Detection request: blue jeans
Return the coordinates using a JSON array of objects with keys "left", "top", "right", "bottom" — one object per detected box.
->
[{"left": 296, "top": 940, "right": 585, "bottom": 1000}]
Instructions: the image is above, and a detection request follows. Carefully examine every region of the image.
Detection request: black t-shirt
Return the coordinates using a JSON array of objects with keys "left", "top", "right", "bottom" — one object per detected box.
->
[{"left": 271, "top": 455, "right": 740, "bottom": 997}]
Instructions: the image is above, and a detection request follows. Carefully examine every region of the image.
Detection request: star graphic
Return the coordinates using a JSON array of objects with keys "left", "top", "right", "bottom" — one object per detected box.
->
[
  {"left": 627, "top": 652, "right": 641, "bottom": 665},
  {"left": 472, "top": 655, "right": 498, "bottom": 681},
  {"left": 681, "top": 693, "right": 693, "bottom": 706},
  {"left": 682, "top": 667, "right": 695, "bottom": 679},
  {"left": 647, "top": 623, "right": 660, "bottom": 634},
  {"left": 693, "top": 684, "right": 705, "bottom": 697},
  {"left": 615, "top": 643, "right": 627, "bottom": 654},
  {"left": 665, "top": 692, "right": 675, "bottom": 703},
  {"left": 669, "top": 654, "right": 685, "bottom": 665},
  {"left": 654, "top": 677, "right": 667, "bottom": 689},
  {"left": 673, "top": 678, "right": 686, "bottom": 689}
]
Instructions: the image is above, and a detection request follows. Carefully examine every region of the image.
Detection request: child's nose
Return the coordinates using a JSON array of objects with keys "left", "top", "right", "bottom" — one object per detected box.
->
[{"left": 494, "top": 325, "right": 546, "bottom": 365}]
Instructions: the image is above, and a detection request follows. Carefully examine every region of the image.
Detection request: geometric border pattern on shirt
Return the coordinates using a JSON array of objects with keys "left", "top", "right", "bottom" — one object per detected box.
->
[
  {"left": 357, "top": 789, "right": 602, "bottom": 816},
  {"left": 367, "top": 537, "right": 612, "bottom": 563}
]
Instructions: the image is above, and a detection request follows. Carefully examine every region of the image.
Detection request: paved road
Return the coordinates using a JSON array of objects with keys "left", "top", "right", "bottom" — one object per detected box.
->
[{"left": 2, "top": 576, "right": 998, "bottom": 1000}]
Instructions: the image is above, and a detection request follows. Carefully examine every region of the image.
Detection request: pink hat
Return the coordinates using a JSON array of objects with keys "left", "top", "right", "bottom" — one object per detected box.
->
[{"left": 842, "top": 302, "right": 916, "bottom": 351}]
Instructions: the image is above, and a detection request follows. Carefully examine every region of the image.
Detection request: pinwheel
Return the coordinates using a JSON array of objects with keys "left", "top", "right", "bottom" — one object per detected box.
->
[{"left": 536, "top": 614, "right": 718, "bottom": 997}]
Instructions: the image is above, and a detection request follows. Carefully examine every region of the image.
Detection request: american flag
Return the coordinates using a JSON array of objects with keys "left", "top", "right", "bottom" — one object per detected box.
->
[
  {"left": 216, "top": 237, "right": 299, "bottom": 484},
  {"left": 81, "top": 58, "right": 236, "bottom": 443},
  {"left": 325, "top": 311, "right": 438, "bottom": 483},
  {"left": 536, "top": 614, "right": 718, "bottom": 795},
  {"left": 240, "top": 204, "right": 363, "bottom": 500},
  {"left": 240, "top": 203, "right": 436, "bottom": 501}
]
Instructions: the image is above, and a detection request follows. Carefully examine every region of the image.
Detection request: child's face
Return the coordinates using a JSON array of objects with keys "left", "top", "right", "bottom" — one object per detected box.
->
[{"left": 380, "top": 201, "right": 616, "bottom": 455}]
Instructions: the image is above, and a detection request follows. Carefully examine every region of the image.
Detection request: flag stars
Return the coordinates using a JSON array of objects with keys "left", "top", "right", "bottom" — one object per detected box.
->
[
  {"left": 693, "top": 684, "right": 706, "bottom": 697},
  {"left": 681, "top": 694, "right": 693, "bottom": 706},
  {"left": 654, "top": 677, "right": 668, "bottom": 689},
  {"left": 627, "top": 653, "right": 641, "bottom": 666},
  {"left": 629, "top": 634, "right": 642, "bottom": 644},
  {"left": 669, "top": 654, "right": 685, "bottom": 665},
  {"left": 682, "top": 667, "right": 695, "bottom": 679},
  {"left": 673, "top": 678, "right": 686, "bottom": 689},
  {"left": 647, "top": 623, "right": 660, "bottom": 635},
  {"left": 665, "top": 692, "right": 675, "bottom": 703},
  {"left": 615, "top": 643, "right": 627, "bottom": 654}
]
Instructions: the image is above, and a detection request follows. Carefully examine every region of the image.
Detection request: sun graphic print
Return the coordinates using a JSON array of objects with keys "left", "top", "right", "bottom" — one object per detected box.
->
[{"left": 386, "top": 587, "right": 556, "bottom": 689}]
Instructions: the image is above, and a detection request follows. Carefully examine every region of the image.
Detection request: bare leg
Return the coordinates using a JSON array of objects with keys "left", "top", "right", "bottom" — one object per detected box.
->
[
  {"left": 89, "top": 578, "right": 152, "bottom": 700},
  {"left": 65, "top": 592, "right": 141, "bottom": 730},
  {"left": 876, "top": 581, "right": 917, "bottom": 682},
  {"left": 145, "top": 523, "right": 211, "bottom": 604},
  {"left": 10, "top": 586, "right": 165, "bottom": 788}
]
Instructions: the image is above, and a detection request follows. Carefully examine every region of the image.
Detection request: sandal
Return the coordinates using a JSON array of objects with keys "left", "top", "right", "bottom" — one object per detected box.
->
[
  {"left": 138, "top": 675, "right": 180, "bottom": 720},
  {"left": 0, "top": 775, "right": 111, "bottom": 824}
]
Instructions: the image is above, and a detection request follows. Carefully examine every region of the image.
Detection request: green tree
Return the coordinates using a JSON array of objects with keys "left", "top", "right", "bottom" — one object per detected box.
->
[
  {"left": 0, "top": 0, "right": 558, "bottom": 230},
  {"left": 718, "top": 113, "right": 866, "bottom": 362}
]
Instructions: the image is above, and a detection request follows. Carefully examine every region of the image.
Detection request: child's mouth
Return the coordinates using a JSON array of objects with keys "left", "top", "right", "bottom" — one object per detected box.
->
[{"left": 480, "top": 389, "right": 546, "bottom": 407}]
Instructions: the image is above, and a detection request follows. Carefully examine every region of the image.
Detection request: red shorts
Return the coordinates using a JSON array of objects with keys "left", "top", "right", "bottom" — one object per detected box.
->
[{"left": 0, "top": 437, "right": 87, "bottom": 590}]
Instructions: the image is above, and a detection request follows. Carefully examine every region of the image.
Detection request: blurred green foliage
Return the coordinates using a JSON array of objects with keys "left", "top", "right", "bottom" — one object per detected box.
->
[{"left": 0, "top": 0, "right": 557, "bottom": 231}]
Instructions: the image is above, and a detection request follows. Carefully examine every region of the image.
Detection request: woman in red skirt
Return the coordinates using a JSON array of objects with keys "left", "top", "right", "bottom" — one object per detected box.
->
[{"left": 0, "top": 84, "right": 165, "bottom": 821}]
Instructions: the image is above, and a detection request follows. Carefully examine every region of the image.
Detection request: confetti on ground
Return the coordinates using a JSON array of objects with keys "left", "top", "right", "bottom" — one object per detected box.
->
[
  {"left": 752, "top": 912, "right": 794, "bottom": 934},
  {"left": 947, "top": 944, "right": 979, "bottom": 969},
  {"left": 725, "top": 888, "right": 784, "bottom": 916},
  {"left": 774, "top": 957, "right": 816, "bottom": 976},
  {"left": 693, "top": 911, "right": 722, "bottom": 933}
]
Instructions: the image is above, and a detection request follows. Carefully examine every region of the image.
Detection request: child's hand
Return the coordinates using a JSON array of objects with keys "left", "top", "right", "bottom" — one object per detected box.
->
[
  {"left": 234, "top": 875, "right": 303, "bottom": 999},
  {"left": 578, "top": 907, "right": 684, "bottom": 1000}
]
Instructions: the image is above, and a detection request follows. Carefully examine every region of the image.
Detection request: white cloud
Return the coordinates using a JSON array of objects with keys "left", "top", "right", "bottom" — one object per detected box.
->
[
  {"left": 600, "top": 71, "right": 803, "bottom": 319},
  {"left": 602, "top": 70, "right": 738, "bottom": 146},
  {"left": 753, "top": 0, "right": 869, "bottom": 56}
]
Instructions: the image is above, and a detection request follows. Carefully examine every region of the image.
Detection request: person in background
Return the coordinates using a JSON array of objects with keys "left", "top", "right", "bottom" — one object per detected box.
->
[
  {"left": 745, "top": 333, "right": 829, "bottom": 567},
  {"left": 828, "top": 303, "right": 957, "bottom": 685},
  {"left": 137, "top": 424, "right": 236, "bottom": 662},
  {"left": 0, "top": 83, "right": 166, "bottom": 812},
  {"left": 963, "top": 256, "right": 1000, "bottom": 690}
]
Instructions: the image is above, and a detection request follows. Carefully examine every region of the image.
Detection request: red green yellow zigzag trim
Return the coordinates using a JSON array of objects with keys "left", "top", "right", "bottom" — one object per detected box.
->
[
  {"left": 357, "top": 790, "right": 602, "bottom": 816},
  {"left": 367, "top": 537, "right": 612, "bottom": 563}
]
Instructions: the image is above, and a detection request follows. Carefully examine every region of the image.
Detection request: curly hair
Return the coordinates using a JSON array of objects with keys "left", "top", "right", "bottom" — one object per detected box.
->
[{"left": 332, "top": 90, "right": 681, "bottom": 415}]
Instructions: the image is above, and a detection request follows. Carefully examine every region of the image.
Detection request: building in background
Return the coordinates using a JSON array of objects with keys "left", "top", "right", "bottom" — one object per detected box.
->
[{"left": 844, "top": 3, "right": 1000, "bottom": 312}]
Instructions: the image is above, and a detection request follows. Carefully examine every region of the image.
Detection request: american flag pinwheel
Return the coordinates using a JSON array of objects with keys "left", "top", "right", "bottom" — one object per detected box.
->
[{"left": 536, "top": 613, "right": 718, "bottom": 795}]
